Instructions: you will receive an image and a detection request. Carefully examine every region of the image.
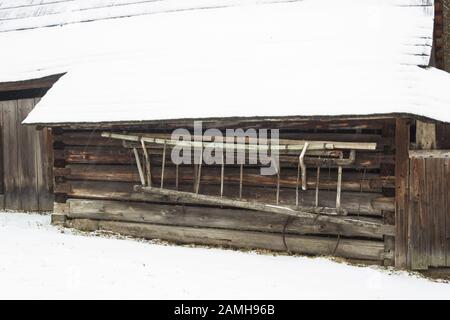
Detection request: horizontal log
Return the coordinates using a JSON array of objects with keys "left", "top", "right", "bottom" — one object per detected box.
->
[
  {"left": 409, "top": 150, "right": 450, "bottom": 158},
  {"left": 57, "top": 117, "right": 396, "bottom": 131},
  {"left": 66, "top": 199, "right": 394, "bottom": 238},
  {"left": 56, "top": 131, "right": 394, "bottom": 150},
  {"left": 54, "top": 146, "right": 392, "bottom": 169},
  {"left": 55, "top": 180, "right": 394, "bottom": 216},
  {"left": 136, "top": 185, "right": 348, "bottom": 217},
  {"left": 55, "top": 164, "right": 395, "bottom": 192},
  {"left": 65, "top": 218, "right": 391, "bottom": 262}
]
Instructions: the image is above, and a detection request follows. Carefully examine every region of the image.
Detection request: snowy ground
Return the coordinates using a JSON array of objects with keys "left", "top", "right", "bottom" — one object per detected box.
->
[{"left": 0, "top": 212, "right": 449, "bottom": 300}]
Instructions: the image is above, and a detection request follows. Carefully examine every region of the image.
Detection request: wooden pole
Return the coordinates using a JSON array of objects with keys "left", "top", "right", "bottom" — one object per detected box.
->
[
  {"left": 132, "top": 147, "right": 145, "bottom": 186},
  {"left": 160, "top": 141, "right": 167, "bottom": 189},
  {"left": 195, "top": 143, "right": 203, "bottom": 194},
  {"left": 315, "top": 166, "right": 321, "bottom": 207},
  {"left": 220, "top": 151, "right": 225, "bottom": 198},
  {"left": 336, "top": 154, "right": 343, "bottom": 209},
  {"left": 239, "top": 163, "right": 244, "bottom": 200},
  {"left": 140, "top": 139, "right": 152, "bottom": 187}
]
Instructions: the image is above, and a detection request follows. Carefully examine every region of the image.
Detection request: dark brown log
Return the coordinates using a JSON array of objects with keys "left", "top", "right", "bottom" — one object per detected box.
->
[
  {"left": 54, "top": 180, "right": 394, "bottom": 216},
  {"left": 54, "top": 146, "right": 392, "bottom": 169},
  {"left": 53, "top": 117, "right": 397, "bottom": 131},
  {"left": 57, "top": 130, "right": 392, "bottom": 148},
  {"left": 55, "top": 164, "right": 395, "bottom": 192},
  {"left": 65, "top": 218, "right": 391, "bottom": 262},
  {"left": 66, "top": 199, "right": 394, "bottom": 238}
]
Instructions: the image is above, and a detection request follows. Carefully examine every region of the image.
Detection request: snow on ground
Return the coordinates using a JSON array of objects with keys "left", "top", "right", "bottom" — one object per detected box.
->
[{"left": 0, "top": 212, "right": 449, "bottom": 300}]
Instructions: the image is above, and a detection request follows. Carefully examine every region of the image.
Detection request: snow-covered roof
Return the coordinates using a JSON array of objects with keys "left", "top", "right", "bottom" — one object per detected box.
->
[
  {"left": 0, "top": 0, "right": 287, "bottom": 32},
  {"left": 1, "top": 0, "right": 448, "bottom": 124}
]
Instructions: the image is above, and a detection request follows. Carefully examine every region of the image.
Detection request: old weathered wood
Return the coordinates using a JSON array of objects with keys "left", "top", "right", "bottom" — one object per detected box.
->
[
  {"left": 395, "top": 118, "right": 410, "bottom": 268},
  {"left": 437, "top": 123, "right": 450, "bottom": 149},
  {"left": 102, "top": 132, "right": 378, "bottom": 152},
  {"left": 0, "top": 98, "right": 53, "bottom": 212},
  {"left": 428, "top": 158, "right": 447, "bottom": 267},
  {"left": 65, "top": 199, "right": 394, "bottom": 238},
  {"left": 136, "top": 185, "right": 347, "bottom": 217},
  {"left": 55, "top": 164, "right": 395, "bottom": 192},
  {"left": 2, "top": 100, "right": 20, "bottom": 210},
  {"left": 65, "top": 218, "right": 390, "bottom": 261},
  {"left": 416, "top": 120, "right": 437, "bottom": 150},
  {"left": 408, "top": 158, "right": 428, "bottom": 270},
  {"left": 446, "top": 159, "right": 450, "bottom": 267},
  {"left": 409, "top": 150, "right": 450, "bottom": 158},
  {"left": 56, "top": 130, "right": 394, "bottom": 150},
  {"left": 0, "top": 74, "right": 62, "bottom": 92},
  {"left": 54, "top": 145, "right": 392, "bottom": 169},
  {"left": 18, "top": 99, "right": 39, "bottom": 211},
  {"left": 38, "top": 126, "right": 55, "bottom": 211},
  {"left": 56, "top": 180, "right": 394, "bottom": 216}
]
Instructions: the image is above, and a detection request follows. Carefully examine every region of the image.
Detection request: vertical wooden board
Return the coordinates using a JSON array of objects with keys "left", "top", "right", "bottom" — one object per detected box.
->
[
  {"left": 17, "top": 99, "right": 40, "bottom": 211},
  {"left": 2, "top": 100, "right": 22, "bottom": 210},
  {"left": 0, "top": 101, "right": 4, "bottom": 210},
  {"left": 446, "top": 158, "right": 450, "bottom": 267},
  {"left": 34, "top": 97, "right": 54, "bottom": 211},
  {"left": 427, "top": 158, "right": 447, "bottom": 267},
  {"left": 408, "top": 158, "right": 429, "bottom": 270},
  {"left": 395, "top": 118, "right": 410, "bottom": 268},
  {"left": 416, "top": 120, "right": 436, "bottom": 150}
]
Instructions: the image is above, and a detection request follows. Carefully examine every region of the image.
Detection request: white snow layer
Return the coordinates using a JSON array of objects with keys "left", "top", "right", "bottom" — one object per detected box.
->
[
  {"left": 1, "top": 212, "right": 450, "bottom": 300},
  {"left": 0, "top": 0, "right": 447, "bottom": 124}
]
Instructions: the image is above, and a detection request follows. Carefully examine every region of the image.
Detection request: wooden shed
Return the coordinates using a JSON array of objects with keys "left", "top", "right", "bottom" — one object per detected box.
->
[{"left": 1, "top": 0, "right": 450, "bottom": 271}]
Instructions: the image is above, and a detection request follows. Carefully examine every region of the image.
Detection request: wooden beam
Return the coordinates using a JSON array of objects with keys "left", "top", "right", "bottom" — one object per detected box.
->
[
  {"left": 65, "top": 199, "right": 394, "bottom": 238},
  {"left": 409, "top": 150, "right": 450, "bottom": 158},
  {"left": 65, "top": 218, "right": 391, "bottom": 262},
  {"left": 55, "top": 180, "right": 394, "bottom": 216},
  {"left": 395, "top": 118, "right": 410, "bottom": 268},
  {"left": 136, "top": 185, "right": 346, "bottom": 217},
  {"left": 55, "top": 164, "right": 396, "bottom": 192},
  {"left": 416, "top": 120, "right": 437, "bottom": 150},
  {"left": 0, "top": 74, "right": 63, "bottom": 92}
]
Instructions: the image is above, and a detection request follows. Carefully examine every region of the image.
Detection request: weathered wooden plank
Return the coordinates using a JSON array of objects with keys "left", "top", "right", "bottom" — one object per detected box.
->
[
  {"left": 436, "top": 123, "right": 450, "bottom": 149},
  {"left": 395, "top": 118, "right": 410, "bottom": 268},
  {"left": 17, "top": 99, "right": 39, "bottom": 211},
  {"left": 446, "top": 158, "right": 450, "bottom": 267},
  {"left": 55, "top": 180, "right": 394, "bottom": 216},
  {"left": 66, "top": 199, "right": 394, "bottom": 239},
  {"left": 2, "top": 100, "right": 21, "bottom": 210},
  {"left": 0, "top": 74, "right": 62, "bottom": 92},
  {"left": 34, "top": 97, "right": 54, "bottom": 211},
  {"left": 0, "top": 101, "right": 4, "bottom": 206},
  {"left": 55, "top": 164, "right": 395, "bottom": 192},
  {"left": 416, "top": 120, "right": 436, "bottom": 150},
  {"left": 409, "top": 150, "right": 450, "bottom": 158},
  {"left": 54, "top": 145, "right": 392, "bottom": 169},
  {"left": 408, "top": 158, "right": 429, "bottom": 270},
  {"left": 65, "top": 218, "right": 390, "bottom": 262},
  {"left": 428, "top": 158, "right": 447, "bottom": 267},
  {"left": 56, "top": 130, "right": 394, "bottom": 149}
]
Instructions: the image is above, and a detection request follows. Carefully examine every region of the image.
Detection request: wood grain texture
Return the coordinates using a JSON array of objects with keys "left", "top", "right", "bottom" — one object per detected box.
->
[
  {"left": 395, "top": 118, "right": 410, "bottom": 268},
  {"left": 0, "top": 98, "right": 53, "bottom": 211},
  {"left": 66, "top": 199, "right": 394, "bottom": 239},
  {"left": 65, "top": 218, "right": 390, "bottom": 262}
]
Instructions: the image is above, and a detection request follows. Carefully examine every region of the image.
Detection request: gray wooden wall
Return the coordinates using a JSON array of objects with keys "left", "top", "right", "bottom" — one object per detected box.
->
[{"left": 0, "top": 98, "right": 53, "bottom": 211}]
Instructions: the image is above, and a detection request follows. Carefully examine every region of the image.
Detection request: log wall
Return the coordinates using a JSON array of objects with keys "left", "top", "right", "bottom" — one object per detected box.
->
[{"left": 51, "top": 118, "right": 398, "bottom": 265}]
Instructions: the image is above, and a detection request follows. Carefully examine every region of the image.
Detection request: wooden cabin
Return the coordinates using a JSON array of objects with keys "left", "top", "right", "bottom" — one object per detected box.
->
[{"left": 0, "top": 0, "right": 449, "bottom": 271}]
